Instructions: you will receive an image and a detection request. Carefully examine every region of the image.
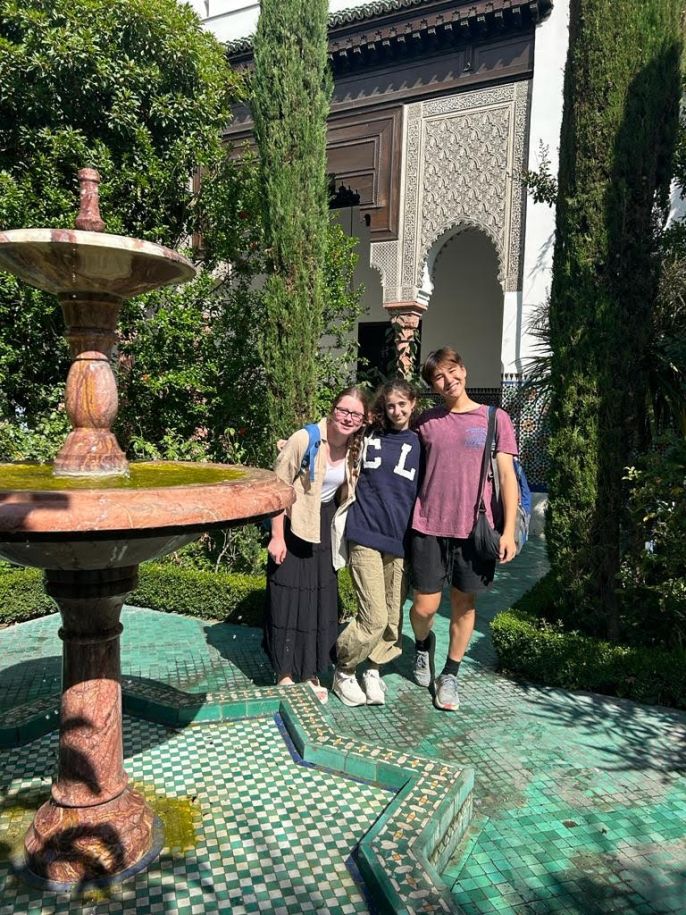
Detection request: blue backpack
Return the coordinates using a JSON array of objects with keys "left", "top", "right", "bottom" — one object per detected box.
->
[
  {"left": 299, "top": 423, "right": 321, "bottom": 482},
  {"left": 263, "top": 423, "right": 321, "bottom": 535},
  {"left": 487, "top": 405, "right": 532, "bottom": 554}
]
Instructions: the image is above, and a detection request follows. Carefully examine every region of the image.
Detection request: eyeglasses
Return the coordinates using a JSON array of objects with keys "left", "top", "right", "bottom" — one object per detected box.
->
[{"left": 333, "top": 406, "right": 365, "bottom": 423}]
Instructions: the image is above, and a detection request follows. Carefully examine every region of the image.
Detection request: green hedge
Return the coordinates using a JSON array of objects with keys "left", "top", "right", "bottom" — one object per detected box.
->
[
  {"left": 129, "top": 564, "right": 266, "bottom": 625},
  {"left": 491, "top": 602, "right": 686, "bottom": 710},
  {"left": 0, "top": 563, "right": 358, "bottom": 628},
  {"left": 0, "top": 567, "right": 55, "bottom": 624}
]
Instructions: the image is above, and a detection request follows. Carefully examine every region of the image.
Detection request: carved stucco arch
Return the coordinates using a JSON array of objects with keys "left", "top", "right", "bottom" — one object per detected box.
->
[
  {"left": 367, "top": 253, "right": 386, "bottom": 288},
  {"left": 386, "top": 81, "right": 529, "bottom": 307},
  {"left": 417, "top": 218, "right": 506, "bottom": 303}
]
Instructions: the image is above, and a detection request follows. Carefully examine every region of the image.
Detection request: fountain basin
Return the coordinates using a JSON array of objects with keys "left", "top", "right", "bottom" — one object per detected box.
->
[
  {"left": 0, "top": 229, "right": 196, "bottom": 297},
  {"left": 0, "top": 463, "right": 293, "bottom": 888},
  {"left": 0, "top": 462, "right": 291, "bottom": 570}
]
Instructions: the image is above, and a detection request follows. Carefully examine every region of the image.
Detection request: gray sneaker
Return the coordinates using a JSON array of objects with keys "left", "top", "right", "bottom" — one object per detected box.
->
[
  {"left": 413, "top": 631, "right": 435, "bottom": 687},
  {"left": 434, "top": 673, "right": 460, "bottom": 711}
]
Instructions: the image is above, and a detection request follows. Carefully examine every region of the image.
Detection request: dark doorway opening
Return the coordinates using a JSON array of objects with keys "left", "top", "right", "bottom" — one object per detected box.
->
[{"left": 357, "top": 320, "right": 422, "bottom": 382}]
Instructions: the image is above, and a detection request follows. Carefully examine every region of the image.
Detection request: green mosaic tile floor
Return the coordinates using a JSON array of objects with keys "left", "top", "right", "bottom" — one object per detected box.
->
[
  {"left": 0, "top": 715, "right": 390, "bottom": 914},
  {"left": 1, "top": 539, "right": 685, "bottom": 913},
  {"left": 323, "top": 542, "right": 686, "bottom": 915}
]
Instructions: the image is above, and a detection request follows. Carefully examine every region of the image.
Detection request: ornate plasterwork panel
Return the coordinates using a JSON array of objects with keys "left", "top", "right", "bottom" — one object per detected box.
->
[
  {"left": 372, "top": 80, "right": 530, "bottom": 303},
  {"left": 369, "top": 240, "right": 400, "bottom": 297}
]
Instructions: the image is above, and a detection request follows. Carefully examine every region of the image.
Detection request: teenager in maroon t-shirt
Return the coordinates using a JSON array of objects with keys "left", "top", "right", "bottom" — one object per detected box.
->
[{"left": 410, "top": 347, "right": 519, "bottom": 710}]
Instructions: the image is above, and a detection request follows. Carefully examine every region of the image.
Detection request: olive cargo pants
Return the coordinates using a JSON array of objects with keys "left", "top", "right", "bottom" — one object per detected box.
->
[{"left": 336, "top": 541, "right": 407, "bottom": 672}]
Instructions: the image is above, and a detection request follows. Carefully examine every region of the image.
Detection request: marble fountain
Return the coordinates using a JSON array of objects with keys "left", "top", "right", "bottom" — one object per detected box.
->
[{"left": 0, "top": 169, "right": 294, "bottom": 890}]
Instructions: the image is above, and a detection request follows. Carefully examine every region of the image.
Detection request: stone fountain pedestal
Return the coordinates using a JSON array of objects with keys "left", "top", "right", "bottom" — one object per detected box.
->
[
  {"left": 24, "top": 566, "right": 152, "bottom": 885},
  {"left": 0, "top": 170, "right": 294, "bottom": 889}
]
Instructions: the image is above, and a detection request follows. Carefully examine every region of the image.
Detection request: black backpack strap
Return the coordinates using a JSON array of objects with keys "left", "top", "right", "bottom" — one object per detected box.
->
[{"left": 475, "top": 406, "right": 497, "bottom": 518}]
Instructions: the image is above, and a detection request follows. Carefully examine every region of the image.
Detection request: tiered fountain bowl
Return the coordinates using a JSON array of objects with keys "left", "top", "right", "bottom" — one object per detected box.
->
[{"left": 0, "top": 170, "right": 294, "bottom": 890}]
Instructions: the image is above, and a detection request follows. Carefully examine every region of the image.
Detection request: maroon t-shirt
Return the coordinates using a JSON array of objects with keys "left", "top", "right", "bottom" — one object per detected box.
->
[{"left": 411, "top": 404, "right": 519, "bottom": 539}]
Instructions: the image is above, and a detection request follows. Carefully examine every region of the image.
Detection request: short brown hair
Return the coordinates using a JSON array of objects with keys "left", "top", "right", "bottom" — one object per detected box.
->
[{"left": 421, "top": 347, "right": 465, "bottom": 386}]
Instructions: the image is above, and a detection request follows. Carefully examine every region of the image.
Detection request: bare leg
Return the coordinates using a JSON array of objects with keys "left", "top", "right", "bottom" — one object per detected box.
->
[
  {"left": 410, "top": 591, "right": 442, "bottom": 640},
  {"left": 448, "top": 589, "right": 476, "bottom": 662}
]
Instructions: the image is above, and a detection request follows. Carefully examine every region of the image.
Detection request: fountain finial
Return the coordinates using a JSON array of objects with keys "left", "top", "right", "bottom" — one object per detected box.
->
[{"left": 75, "top": 167, "right": 105, "bottom": 232}]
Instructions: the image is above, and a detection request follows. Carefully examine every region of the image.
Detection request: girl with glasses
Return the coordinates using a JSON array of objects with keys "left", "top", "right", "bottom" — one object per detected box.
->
[
  {"left": 263, "top": 386, "right": 369, "bottom": 701},
  {"left": 332, "top": 379, "right": 420, "bottom": 707}
]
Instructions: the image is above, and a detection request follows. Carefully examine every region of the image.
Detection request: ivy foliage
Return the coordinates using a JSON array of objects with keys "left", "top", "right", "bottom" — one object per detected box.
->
[
  {"left": 545, "top": 0, "right": 684, "bottom": 639},
  {"left": 251, "top": 0, "right": 332, "bottom": 438}
]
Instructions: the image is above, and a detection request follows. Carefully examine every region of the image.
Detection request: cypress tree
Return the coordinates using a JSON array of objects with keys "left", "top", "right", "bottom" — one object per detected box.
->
[
  {"left": 546, "top": 0, "right": 683, "bottom": 638},
  {"left": 251, "top": 0, "right": 332, "bottom": 438}
]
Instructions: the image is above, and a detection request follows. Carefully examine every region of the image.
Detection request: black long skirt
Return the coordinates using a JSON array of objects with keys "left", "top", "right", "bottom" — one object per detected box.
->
[{"left": 263, "top": 500, "right": 339, "bottom": 682}]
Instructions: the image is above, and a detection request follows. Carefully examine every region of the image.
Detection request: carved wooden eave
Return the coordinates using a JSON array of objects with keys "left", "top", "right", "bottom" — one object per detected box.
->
[
  {"left": 226, "top": 0, "right": 553, "bottom": 71},
  {"left": 224, "top": 0, "right": 553, "bottom": 255}
]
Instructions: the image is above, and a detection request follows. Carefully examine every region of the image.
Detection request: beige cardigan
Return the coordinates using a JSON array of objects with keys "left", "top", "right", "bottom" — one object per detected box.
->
[{"left": 274, "top": 418, "right": 359, "bottom": 551}]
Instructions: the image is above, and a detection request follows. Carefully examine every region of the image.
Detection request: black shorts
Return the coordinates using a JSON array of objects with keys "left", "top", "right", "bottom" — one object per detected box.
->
[{"left": 410, "top": 532, "right": 496, "bottom": 595}]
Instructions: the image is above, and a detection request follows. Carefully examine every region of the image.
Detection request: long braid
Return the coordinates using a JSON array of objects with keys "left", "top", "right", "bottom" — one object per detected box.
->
[{"left": 347, "top": 424, "right": 366, "bottom": 478}]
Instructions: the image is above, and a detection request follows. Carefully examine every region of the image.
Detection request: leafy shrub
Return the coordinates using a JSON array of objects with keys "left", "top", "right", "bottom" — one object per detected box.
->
[
  {"left": 130, "top": 563, "right": 267, "bottom": 626},
  {"left": 491, "top": 604, "right": 686, "bottom": 710},
  {"left": 337, "top": 567, "right": 357, "bottom": 620},
  {"left": 0, "top": 388, "right": 70, "bottom": 462},
  {"left": 619, "top": 434, "right": 686, "bottom": 649},
  {"left": 0, "top": 0, "right": 237, "bottom": 422},
  {"left": 0, "top": 567, "right": 55, "bottom": 624},
  {"left": 157, "top": 527, "right": 268, "bottom": 577}
]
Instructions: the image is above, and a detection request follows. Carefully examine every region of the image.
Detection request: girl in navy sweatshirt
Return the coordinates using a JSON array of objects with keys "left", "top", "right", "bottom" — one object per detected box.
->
[{"left": 333, "top": 379, "right": 420, "bottom": 707}]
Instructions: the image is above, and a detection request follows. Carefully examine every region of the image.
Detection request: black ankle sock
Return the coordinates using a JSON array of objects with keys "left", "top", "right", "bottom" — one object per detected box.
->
[
  {"left": 441, "top": 658, "right": 461, "bottom": 677},
  {"left": 415, "top": 635, "right": 432, "bottom": 651}
]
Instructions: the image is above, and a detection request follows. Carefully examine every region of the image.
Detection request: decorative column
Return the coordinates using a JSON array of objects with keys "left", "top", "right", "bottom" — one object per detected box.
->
[
  {"left": 53, "top": 169, "right": 128, "bottom": 477},
  {"left": 384, "top": 300, "right": 426, "bottom": 378},
  {"left": 24, "top": 567, "right": 161, "bottom": 887}
]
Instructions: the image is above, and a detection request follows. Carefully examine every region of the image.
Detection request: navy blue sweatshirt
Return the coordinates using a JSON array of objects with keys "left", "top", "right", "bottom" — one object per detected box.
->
[{"left": 345, "top": 428, "right": 420, "bottom": 557}]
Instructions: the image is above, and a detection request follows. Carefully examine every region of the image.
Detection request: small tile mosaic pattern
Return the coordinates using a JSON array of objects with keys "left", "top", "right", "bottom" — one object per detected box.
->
[
  {"left": 1, "top": 539, "right": 685, "bottom": 914},
  {"left": 0, "top": 715, "right": 389, "bottom": 914},
  {"left": 501, "top": 378, "right": 549, "bottom": 491},
  {"left": 325, "top": 542, "right": 686, "bottom": 914},
  {"left": 0, "top": 630, "right": 473, "bottom": 911}
]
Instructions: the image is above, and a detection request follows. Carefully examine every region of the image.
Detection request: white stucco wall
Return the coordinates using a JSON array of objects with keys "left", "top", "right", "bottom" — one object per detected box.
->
[
  {"left": 189, "top": 0, "right": 373, "bottom": 43},
  {"left": 422, "top": 230, "right": 504, "bottom": 387},
  {"left": 331, "top": 208, "right": 386, "bottom": 323},
  {"left": 668, "top": 180, "right": 686, "bottom": 226},
  {"left": 507, "top": 0, "right": 570, "bottom": 375}
]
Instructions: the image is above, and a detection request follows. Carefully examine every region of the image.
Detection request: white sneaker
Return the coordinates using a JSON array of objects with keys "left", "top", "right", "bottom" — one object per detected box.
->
[
  {"left": 362, "top": 669, "right": 386, "bottom": 706},
  {"left": 332, "top": 670, "right": 366, "bottom": 707}
]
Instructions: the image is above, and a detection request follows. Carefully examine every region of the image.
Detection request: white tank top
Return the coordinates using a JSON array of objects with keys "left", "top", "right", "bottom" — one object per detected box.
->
[{"left": 320, "top": 459, "right": 346, "bottom": 503}]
